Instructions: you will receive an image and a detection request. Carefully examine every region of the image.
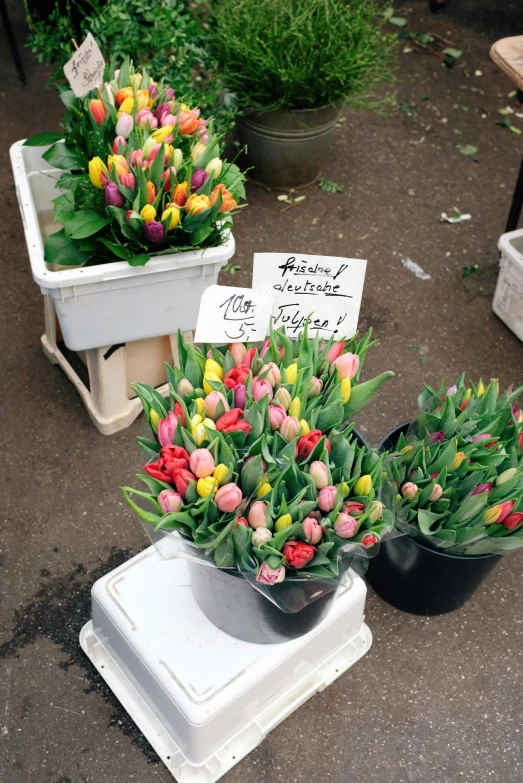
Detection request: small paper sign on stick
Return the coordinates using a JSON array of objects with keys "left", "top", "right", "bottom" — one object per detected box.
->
[
  {"left": 194, "top": 285, "right": 276, "bottom": 344},
  {"left": 252, "top": 252, "right": 367, "bottom": 339},
  {"left": 63, "top": 33, "right": 105, "bottom": 97}
]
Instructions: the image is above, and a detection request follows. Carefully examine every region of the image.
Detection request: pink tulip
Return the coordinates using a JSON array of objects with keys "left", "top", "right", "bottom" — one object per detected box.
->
[
  {"left": 256, "top": 561, "right": 285, "bottom": 585},
  {"left": 309, "top": 461, "right": 329, "bottom": 489},
  {"left": 189, "top": 448, "right": 215, "bottom": 478},
  {"left": 268, "top": 405, "right": 286, "bottom": 430},
  {"left": 402, "top": 482, "right": 418, "bottom": 500},
  {"left": 333, "top": 352, "right": 359, "bottom": 380},
  {"left": 112, "top": 135, "right": 127, "bottom": 154},
  {"left": 137, "top": 108, "right": 158, "bottom": 129},
  {"left": 252, "top": 378, "right": 273, "bottom": 401},
  {"left": 161, "top": 113, "right": 177, "bottom": 127},
  {"left": 334, "top": 513, "right": 357, "bottom": 538},
  {"left": 429, "top": 483, "right": 443, "bottom": 501},
  {"left": 471, "top": 482, "right": 493, "bottom": 497},
  {"left": 215, "top": 483, "right": 243, "bottom": 513},
  {"left": 104, "top": 181, "right": 124, "bottom": 207},
  {"left": 115, "top": 113, "right": 133, "bottom": 139},
  {"left": 120, "top": 172, "right": 136, "bottom": 189},
  {"left": 204, "top": 391, "right": 229, "bottom": 419},
  {"left": 157, "top": 411, "right": 178, "bottom": 447},
  {"left": 303, "top": 516, "right": 323, "bottom": 544},
  {"left": 344, "top": 501, "right": 364, "bottom": 515},
  {"left": 233, "top": 383, "right": 246, "bottom": 410},
  {"left": 260, "top": 362, "right": 281, "bottom": 387},
  {"left": 178, "top": 378, "right": 194, "bottom": 396},
  {"left": 158, "top": 490, "right": 182, "bottom": 514},
  {"left": 428, "top": 431, "right": 445, "bottom": 444},
  {"left": 229, "top": 342, "right": 247, "bottom": 366},
  {"left": 280, "top": 416, "right": 300, "bottom": 442},
  {"left": 248, "top": 501, "right": 268, "bottom": 529},
  {"left": 369, "top": 500, "right": 383, "bottom": 522},
  {"left": 308, "top": 377, "right": 323, "bottom": 398},
  {"left": 324, "top": 341, "right": 346, "bottom": 366},
  {"left": 130, "top": 149, "right": 143, "bottom": 168},
  {"left": 472, "top": 433, "right": 491, "bottom": 443},
  {"left": 318, "top": 486, "right": 337, "bottom": 512}
]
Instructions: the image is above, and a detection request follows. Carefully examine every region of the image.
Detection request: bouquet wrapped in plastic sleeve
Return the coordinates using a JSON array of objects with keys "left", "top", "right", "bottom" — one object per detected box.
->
[{"left": 122, "top": 322, "right": 395, "bottom": 614}]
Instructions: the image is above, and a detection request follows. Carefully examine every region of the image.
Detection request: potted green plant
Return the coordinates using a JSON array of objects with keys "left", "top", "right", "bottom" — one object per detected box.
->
[
  {"left": 366, "top": 377, "right": 523, "bottom": 615},
  {"left": 209, "top": 0, "right": 396, "bottom": 188}
]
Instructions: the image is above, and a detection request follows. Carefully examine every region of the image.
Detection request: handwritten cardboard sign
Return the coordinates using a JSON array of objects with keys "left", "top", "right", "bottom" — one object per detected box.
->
[
  {"left": 252, "top": 253, "right": 367, "bottom": 339},
  {"left": 194, "top": 285, "right": 276, "bottom": 344},
  {"left": 63, "top": 33, "right": 105, "bottom": 97}
]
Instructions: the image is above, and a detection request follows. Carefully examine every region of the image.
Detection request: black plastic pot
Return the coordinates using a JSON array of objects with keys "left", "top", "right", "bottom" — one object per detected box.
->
[
  {"left": 365, "top": 421, "right": 502, "bottom": 615},
  {"left": 237, "top": 106, "right": 339, "bottom": 189},
  {"left": 189, "top": 427, "right": 368, "bottom": 643}
]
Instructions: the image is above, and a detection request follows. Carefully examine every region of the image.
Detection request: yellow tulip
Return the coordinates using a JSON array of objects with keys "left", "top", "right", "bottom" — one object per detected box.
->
[
  {"left": 464, "top": 387, "right": 472, "bottom": 400},
  {"left": 193, "top": 423, "right": 208, "bottom": 446},
  {"left": 257, "top": 482, "right": 272, "bottom": 498},
  {"left": 477, "top": 380, "right": 485, "bottom": 397},
  {"left": 194, "top": 398, "right": 205, "bottom": 415},
  {"left": 205, "top": 359, "right": 223, "bottom": 380},
  {"left": 341, "top": 377, "right": 351, "bottom": 403},
  {"left": 341, "top": 481, "right": 349, "bottom": 498},
  {"left": 299, "top": 419, "right": 310, "bottom": 435},
  {"left": 197, "top": 477, "right": 217, "bottom": 498},
  {"left": 483, "top": 506, "right": 501, "bottom": 525},
  {"left": 149, "top": 409, "right": 160, "bottom": 433},
  {"left": 161, "top": 206, "right": 180, "bottom": 230},
  {"left": 450, "top": 451, "right": 465, "bottom": 471},
  {"left": 140, "top": 204, "right": 156, "bottom": 222},
  {"left": 289, "top": 397, "right": 301, "bottom": 418},
  {"left": 213, "top": 463, "right": 230, "bottom": 485},
  {"left": 129, "top": 73, "right": 143, "bottom": 88},
  {"left": 152, "top": 125, "right": 174, "bottom": 144},
  {"left": 190, "top": 413, "right": 203, "bottom": 433},
  {"left": 285, "top": 363, "right": 298, "bottom": 384},
  {"left": 354, "top": 475, "right": 372, "bottom": 496},
  {"left": 203, "top": 371, "right": 222, "bottom": 395},
  {"left": 118, "top": 96, "right": 134, "bottom": 115},
  {"left": 137, "top": 89, "right": 152, "bottom": 109},
  {"left": 202, "top": 417, "right": 216, "bottom": 430},
  {"left": 275, "top": 513, "right": 292, "bottom": 532},
  {"left": 88, "top": 156, "right": 108, "bottom": 189},
  {"left": 191, "top": 141, "right": 207, "bottom": 161}
]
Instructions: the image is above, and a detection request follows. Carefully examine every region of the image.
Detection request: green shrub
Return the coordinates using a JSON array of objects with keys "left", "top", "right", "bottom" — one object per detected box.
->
[
  {"left": 24, "top": 0, "right": 236, "bottom": 134},
  {"left": 209, "top": 0, "right": 397, "bottom": 111}
]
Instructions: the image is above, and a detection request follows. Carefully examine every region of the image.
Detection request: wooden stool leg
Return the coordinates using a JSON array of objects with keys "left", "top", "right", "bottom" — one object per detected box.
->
[{"left": 505, "top": 154, "right": 523, "bottom": 233}]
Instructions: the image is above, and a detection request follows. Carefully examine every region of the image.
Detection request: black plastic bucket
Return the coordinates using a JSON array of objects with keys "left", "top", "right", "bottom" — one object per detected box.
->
[
  {"left": 189, "top": 427, "right": 368, "bottom": 643},
  {"left": 365, "top": 422, "right": 501, "bottom": 615}
]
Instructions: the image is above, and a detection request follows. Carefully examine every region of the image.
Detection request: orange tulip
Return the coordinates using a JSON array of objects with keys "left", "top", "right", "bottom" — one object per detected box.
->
[
  {"left": 89, "top": 99, "right": 106, "bottom": 125},
  {"left": 115, "top": 87, "right": 133, "bottom": 106},
  {"left": 147, "top": 181, "right": 156, "bottom": 204},
  {"left": 185, "top": 193, "right": 211, "bottom": 215},
  {"left": 172, "top": 181, "right": 188, "bottom": 207},
  {"left": 107, "top": 154, "right": 129, "bottom": 177},
  {"left": 178, "top": 110, "right": 200, "bottom": 135},
  {"left": 209, "top": 183, "right": 237, "bottom": 213}
]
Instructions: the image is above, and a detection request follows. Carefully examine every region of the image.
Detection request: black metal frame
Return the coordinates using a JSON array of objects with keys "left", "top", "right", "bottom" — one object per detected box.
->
[{"left": 0, "top": 0, "right": 26, "bottom": 85}]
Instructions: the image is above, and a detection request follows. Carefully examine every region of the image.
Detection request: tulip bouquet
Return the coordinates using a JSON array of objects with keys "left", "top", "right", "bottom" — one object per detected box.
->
[
  {"left": 121, "top": 323, "right": 395, "bottom": 603},
  {"left": 387, "top": 375, "right": 523, "bottom": 555},
  {"left": 25, "top": 56, "right": 245, "bottom": 267}
]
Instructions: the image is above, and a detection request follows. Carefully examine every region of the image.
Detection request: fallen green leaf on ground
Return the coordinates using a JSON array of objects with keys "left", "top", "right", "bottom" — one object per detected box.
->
[
  {"left": 496, "top": 119, "right": 522, "bottom": 136},
  {"left": 222, "top": 263, "right": 241, "bottom": 275},
  {"left": 462, "top": 264, "right": 479, "bottom": 278},
  {"left": 408, "top": 344, "right": 427, "bottom": 363},
  {"left": 318, "top": 179, "right": 345, "bottom": 194},
  {"left": 457, "top": 144, "right": 479, "bottom": 156}
]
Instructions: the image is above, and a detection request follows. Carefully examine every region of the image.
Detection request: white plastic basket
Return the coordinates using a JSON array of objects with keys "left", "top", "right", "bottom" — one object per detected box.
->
[
  {"left": 493, "top": 229, "right": 523, "bottom": 342},
  {"left": 10, "top": 140, "right": 235, "bottom": 351},
  {"left": 80, "top": 545, "right": 371, "bottom": 782}
]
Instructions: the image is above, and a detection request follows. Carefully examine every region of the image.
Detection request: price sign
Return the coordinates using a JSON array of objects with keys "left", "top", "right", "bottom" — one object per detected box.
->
[
  {"left": 63, "top": 33, "right": 105, "bottom": 97},
  {"left": 194, "top": 285, "right": 276, "bottom": 344},
  {"left": 252, "top": 252, "right": 367, "bottom": 339}
]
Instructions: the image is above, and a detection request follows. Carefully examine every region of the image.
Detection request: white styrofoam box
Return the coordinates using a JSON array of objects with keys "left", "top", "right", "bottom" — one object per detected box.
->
[
  {"left": 80, "top": 546, "right": 371, "bottom": 783},
  {"left": 493, "top": 229, "right": 523, "bottom": 342},
  {"left": 10, "top": 140, "right": 235, "bottom": 351}
]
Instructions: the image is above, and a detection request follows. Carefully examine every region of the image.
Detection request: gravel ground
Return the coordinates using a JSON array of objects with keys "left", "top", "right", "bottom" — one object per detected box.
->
[{"left": 1, "top": 1, "right": 522, "bottom": 781}]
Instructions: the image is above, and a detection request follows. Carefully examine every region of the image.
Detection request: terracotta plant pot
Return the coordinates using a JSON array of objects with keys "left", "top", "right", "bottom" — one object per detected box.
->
[{"left": 237, "top": 106, "right": 339, "bottom": 189}]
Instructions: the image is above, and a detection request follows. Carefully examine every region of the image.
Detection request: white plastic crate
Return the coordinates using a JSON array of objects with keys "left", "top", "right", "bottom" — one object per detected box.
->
[
  {"left": 493, "top": 229, "right": 523, "bottom": 342},
  {"left": 80, "top": 545, "right": 371, "bottom": 782},
  {"left": 10, "top": 140, "right": 235, "bottom": 351}
]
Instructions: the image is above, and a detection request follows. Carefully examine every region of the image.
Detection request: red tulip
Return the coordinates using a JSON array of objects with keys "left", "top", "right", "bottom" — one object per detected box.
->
[
  {"left": 144, "top": 445, "right": 190, "bottom": 482},
  {"left": 504, "top": 512, "right": 523, "bottom": 531},
  {"left": 215, "top": 408, "right": 252, "bottom": 436},
  {"left": 343, "top": 501, "right": 364, "bottom": 515},
  {"left": 296, "top": 430, "right": 331, "bottom": 461},
  {"left": 173, "top": 467, "right": 197, "bottom": 498},
  {"left": 224, "top": 364, "right": 251, "bottom": 390},
  {"left": 282, "top": 541, "right": 316, "bottom": 569},
  {"left": 174, "top": 401, "right": 186, "bottom": 428},
  {"left": 89, "top": 98, "right": 106, "bottom": 125},
  {"left": 243, "top": 347, "right": 257, "bottom": 368},
  {"left": 361, "top": 533, "right": 379, "bottom": 548}
]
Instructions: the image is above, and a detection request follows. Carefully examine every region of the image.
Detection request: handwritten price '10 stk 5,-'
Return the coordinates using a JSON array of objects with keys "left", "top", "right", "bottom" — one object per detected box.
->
[
  {"left": 252, "top": 253, "right": 367, "bottom": 339},
  {"left": 194, "top": 285, "right": 276, "bottom": 344}
]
